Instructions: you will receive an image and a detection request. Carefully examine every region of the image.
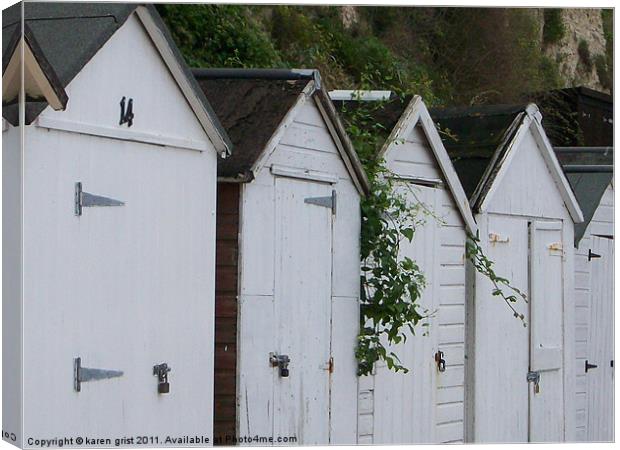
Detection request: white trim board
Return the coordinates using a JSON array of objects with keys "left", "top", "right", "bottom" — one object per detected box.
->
[
  {"left": 378, "top": 95, "right": 478, "bottom": 234},
  {"left": 477, "top": 105, "right": 584, "bottom": 224},
  {"left": 35, "top": 116, "right": 209, "bottom": 152},
  {"left": 135, "top": 6, "right": 230, "bottom": 156}
]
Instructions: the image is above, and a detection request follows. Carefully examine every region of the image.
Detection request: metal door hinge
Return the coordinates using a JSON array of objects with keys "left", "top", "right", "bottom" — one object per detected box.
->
[
  {"left": 588, "top": 249, "right": 602, "bottom": 261},
  {"left": 304, "top": 190, "right": 336, "bottom": 214},
  {"left": 585, "top": 360, "right": 598, "bottom": 373},
  {"left": 75, "top": 182, "right": 125, "bottom": 216},
  {"left": 74, "top": 357, "right": 123, "bottom": 392}
]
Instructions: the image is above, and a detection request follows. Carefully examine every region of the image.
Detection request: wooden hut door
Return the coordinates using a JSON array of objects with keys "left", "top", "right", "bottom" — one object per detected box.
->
[
  {"left": 371, "top": 183, "right": 439, "bottom": 444},
  {"left": 586, "top": 236, "right": 614, "bottom": 442},
  {"left": 272, "top": 177, "right": 334, "bottom": 444},
  {"left": 528, "top": 221, "right": 565, "bottom": 442}
]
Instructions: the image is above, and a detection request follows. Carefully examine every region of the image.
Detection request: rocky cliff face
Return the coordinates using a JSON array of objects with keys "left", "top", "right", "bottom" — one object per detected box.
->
[
  {"left": 539, "top": 9, "right": 611, "bottom": 93},
  {"left": 337, "top": 7, "right": 612, "bottom": 94}
]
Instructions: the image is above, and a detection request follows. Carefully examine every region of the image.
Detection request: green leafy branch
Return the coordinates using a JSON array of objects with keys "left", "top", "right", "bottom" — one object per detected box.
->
[{"left": 465, "top": 232, "right": 528, "bottom": 326}]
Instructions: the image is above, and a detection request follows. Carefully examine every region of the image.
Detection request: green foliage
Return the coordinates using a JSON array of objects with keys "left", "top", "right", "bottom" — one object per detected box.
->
[
  {"left": 158, "top": 5, "right": 570, "bottom": 106},
  {"left": 466, "top": 232, "right": 528, "bottom": 326},
  {"left": 578, "top": 39, "right": 593, "bottom": 71},
  {"left": 156, "top": 4, "right": 282, "bottom": 68},
  {"left": 598, "top": 10, "right": 613, "bottom": 91},
  {"left": 543, "top": 9, "right": 565, "bottom": 45},
  {"left": 336, "top": 78, "right": 433, "bottom": 376}
]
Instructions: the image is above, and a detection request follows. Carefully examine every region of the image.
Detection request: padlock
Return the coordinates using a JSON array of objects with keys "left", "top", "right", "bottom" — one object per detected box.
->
[
  {"left": 153, "top": 363, "right": 171, "bottom": 394},
  {"left": 270, "top": 353, "right": 290, "bottom": 378}
]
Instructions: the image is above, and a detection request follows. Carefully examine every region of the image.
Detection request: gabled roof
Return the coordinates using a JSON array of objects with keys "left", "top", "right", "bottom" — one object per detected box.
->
[
  {"left": 528, "top": 86, "right": 613, "bottom": 147},
  {"left": 430, "top": 103, "right": 584, "bottom": 223},
  {"left": 555, "top": 147, "right": 614, "bottom": 245},
  {"left": 2, "top": 20, "right": 68, "bottom": 113},
  {"left": 332, "top": 92, "right": 477, "bottom": 234},
  {"left": 2, "top": 2, "right": 231, "bottom": 154},
  {"left": 193, "top": 68, "right": 371, "bottom": 195},
  {"left": 430, "top": 104, "right": 527, "bottom": 199}
]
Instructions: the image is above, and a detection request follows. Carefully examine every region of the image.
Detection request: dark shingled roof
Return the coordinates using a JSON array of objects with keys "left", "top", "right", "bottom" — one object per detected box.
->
[
  {"left": 3, "top": 2, "right": 134, "bottom": 123},
  {"left": 195, "top": 77, "right": 310, "bottom": 178},
  {"left": 529, "top": 86, "right": 613, "bottom": 147},
  {"left": 429, "top": 104, "right": 527, "bottom": 199},
  {"left": 554, "top": 147, "right": 614, "bottom": 245},
  {"left": 2, "top": 2, "right": 231, "bottom": 152},
  {"left": 332, "top": 94, "right": 412, "bottom": 155}
]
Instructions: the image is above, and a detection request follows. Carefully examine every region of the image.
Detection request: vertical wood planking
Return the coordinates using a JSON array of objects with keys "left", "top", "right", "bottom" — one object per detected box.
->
[{"left": 214, "top": 183, "right": 240, "bottom": 444}]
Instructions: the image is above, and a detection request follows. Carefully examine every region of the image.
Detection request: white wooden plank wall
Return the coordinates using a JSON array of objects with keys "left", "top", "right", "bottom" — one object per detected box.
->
[
  {"left": 436, "top": 189, "right": 468, "bottom": 443},
  {"left": 359, "top": 124, "right": 467, "bottom": 443},
  {"left": 238, "top": 98, "right": 360, "bottom": 444},
  {"left": 573, "top": 183, "right": 614, "bottom": 441}
]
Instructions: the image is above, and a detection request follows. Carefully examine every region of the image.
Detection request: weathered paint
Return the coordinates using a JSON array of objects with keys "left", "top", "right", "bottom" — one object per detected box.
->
[
  {"left": 234, "top": 98, "right": 360, "bottom": 444},
  {"left": 359, "top": 117, "right": 470, "bottom": 444},
  {"left": 2, "top": 123, "right": 23, "bottom": 448},
  {"left": 572, "top": 183, "right": 614, "bottom": 441},
  {"left": 585, "top": 236, "right": 614, "bottom": 441},
  {"left": 467, "top": 119, "right": 577, "bottom": 443},
  {"left": 6, "top": 12, "right": 220, "bottom": 445}
]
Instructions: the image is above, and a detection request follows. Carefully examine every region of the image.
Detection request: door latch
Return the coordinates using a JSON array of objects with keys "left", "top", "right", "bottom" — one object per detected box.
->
[
  {"left": 585, "top": 360, "right": 598, "bottom": 373},
  {"left": 588, "top": 249, "right": 602, "bottom": 261},
  {"left": 527, "top": 371, "right": 541, "bottom": 394},
  {"left": 270, "top": 353, "right": 290, "bottom": 378},
  {"left": 153, "top": 363, "right": 171, "bottom": 394},
  {"left": 434, "top": 350, "right": 446, "bottom": 372}
]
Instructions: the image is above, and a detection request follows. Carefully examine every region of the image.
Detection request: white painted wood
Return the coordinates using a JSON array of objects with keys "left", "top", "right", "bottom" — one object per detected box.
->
[
  {"left": 468, "top": 118, "right": 578, "bottom": 442},
  {"left": 273, "top": 177, "right": 333, "bottom": 444},
  {"left": 473, "top": 214, "right": 530, "bottom": 443},
  {"left": 585, "top": 236, "right": 614, "bottom": 442},
  {"left": 529, "top": 221, "right": 565, "bottom": 442},
  {"left": 363, "top": 98, "right": 470, "bottom": 444},
  {"left": 486, "top": 130, "right": 572, "bottom": 220},
  {"left": 39, "top": 14, "right": 211, "bottom": 153},
  {"left": 2, "top": 125, "right": 23, "bottom": 448},
  {"left": 237, "top": 97, "right": 361, "bottom": 445},
  {"left": 572, "top": 182, "right": 614, "bottom": 441},
  {"left": 134, "top": 6, "right": 229, "bottom": 154},
  {"left": 480, "top": 111, "right": 583, "bottom": 223},
  {"left": 9, "top": 11, "right": 222, "bottom": 443},
  {"left": 270, "top": 163, "right": 339, "bottom": 184},
  {"left": 36, "top": 115, "right": 210, "bottom": 152},
  {"left": 21, "top": 125, "right": 218, "bottom": 440},
  {"left": 371, "top": 184, "right": 439, "bottom": 444}
]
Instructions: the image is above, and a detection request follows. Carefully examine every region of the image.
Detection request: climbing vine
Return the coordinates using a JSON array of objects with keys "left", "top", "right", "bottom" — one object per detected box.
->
[
  {"left": 342, "top": 78, "right": 529, "bottom": 377},
  {"left": 466, "top": 232, "right": 528, "bottom": 326},
  {"left": 339, "top": 85, "right": 435, "bottom": 376}
]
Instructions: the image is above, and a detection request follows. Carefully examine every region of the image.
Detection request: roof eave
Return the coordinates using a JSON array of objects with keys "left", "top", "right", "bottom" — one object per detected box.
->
[
  {"left": 314, "top": 87, "right": 371, "bottom": 197},
  {"left": 136, "top": 5, "right": 233, "bottom": 157}
]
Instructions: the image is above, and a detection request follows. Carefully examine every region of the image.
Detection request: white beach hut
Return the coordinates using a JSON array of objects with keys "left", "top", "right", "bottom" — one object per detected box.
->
[
  {"left": 332, "top": 92, "right": 477, "bottom": 444},
  {"left": 193, "top": 69, "right": 370, "bottom": 445},
  {"left": 2, "top": 3, "right": 230, "bottom": 445},
  {"left": 555, "top": 147, "right": 614, "bottom": 442},
  {"left": 431, "top": 104, "right": 584, "bottom": 443}
]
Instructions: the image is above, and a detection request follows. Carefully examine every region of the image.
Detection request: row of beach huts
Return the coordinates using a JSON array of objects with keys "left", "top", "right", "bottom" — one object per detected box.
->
[{"left": 2, "top": 3, "right": 613, "bottom": 447}]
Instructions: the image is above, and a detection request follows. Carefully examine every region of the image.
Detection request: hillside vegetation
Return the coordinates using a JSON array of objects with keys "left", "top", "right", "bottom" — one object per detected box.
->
[{"left": 158, "top": 5, "right": 612, "bottom": 106}]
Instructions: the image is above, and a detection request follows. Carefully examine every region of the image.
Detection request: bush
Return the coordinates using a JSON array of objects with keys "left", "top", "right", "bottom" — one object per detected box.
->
[
  {"left": 156, "top": 4, "right": 283, "bottom": 68},
  {"left": 578, "top": 39, "right": 593, "bottom": 71},
  {"left": 543, "top": 9, "right": 565, "bottom": 45}
]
